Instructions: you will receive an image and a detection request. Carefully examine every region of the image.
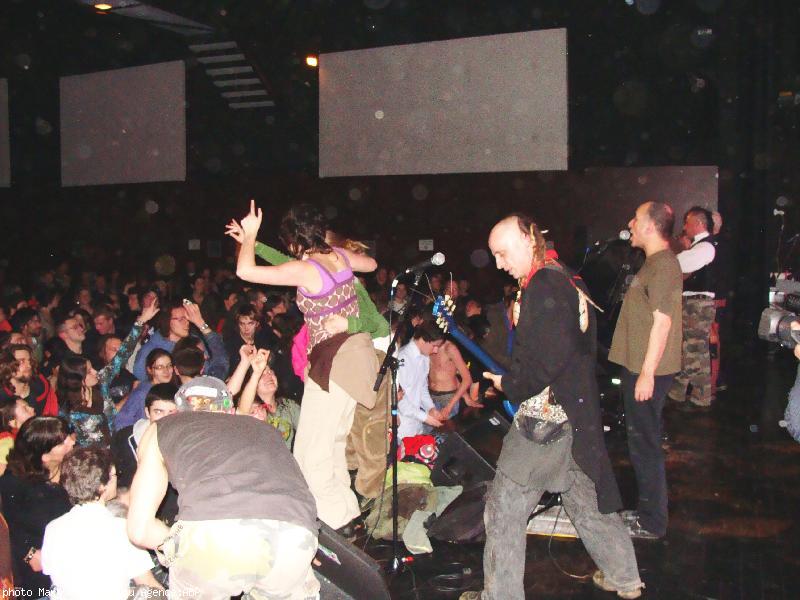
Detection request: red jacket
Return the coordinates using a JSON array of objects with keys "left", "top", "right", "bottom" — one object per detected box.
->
[{"left": 1, "top": 374, "right": 58, "bottom": 417}]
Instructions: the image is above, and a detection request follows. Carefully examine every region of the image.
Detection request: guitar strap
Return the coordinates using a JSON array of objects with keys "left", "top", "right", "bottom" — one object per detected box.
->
[{"left": 513, "top": 258, "right": 602, "bottom": 332}]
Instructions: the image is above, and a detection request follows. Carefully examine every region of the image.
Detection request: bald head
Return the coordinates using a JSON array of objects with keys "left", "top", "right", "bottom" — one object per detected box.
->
[{"left": 489, "top": 215, "right": 541, "bottom": 280}]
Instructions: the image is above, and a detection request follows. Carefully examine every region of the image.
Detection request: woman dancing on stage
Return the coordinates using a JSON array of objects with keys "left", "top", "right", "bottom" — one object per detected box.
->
[{"left": 226, "top": 201, "right": 379, "bottom": 532}]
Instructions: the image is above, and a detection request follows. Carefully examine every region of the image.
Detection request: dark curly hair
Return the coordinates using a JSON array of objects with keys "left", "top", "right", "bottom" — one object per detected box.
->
[
  {"left": 6, "top": 416, "right": 72, "bottom": 483},
  {"left": 280, "top": 203, "right": 332, "bottom": 258},
  {"left": 0, "top": 344, "right": 39, "bottom": 388},
  {"left": 60, "top": 446, "right": 113, "bottom": 505}
]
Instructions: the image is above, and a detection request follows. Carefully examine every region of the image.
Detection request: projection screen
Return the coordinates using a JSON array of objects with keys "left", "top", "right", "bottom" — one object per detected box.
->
[
  {"left": 0, "top": 79, "right": 9, "bottom": 187},
  {"left": 60, "top": 61, "right": 186, "bottom": 186},
  {"left": 319, "top": 28, "right": 567, "bottom": 177}
]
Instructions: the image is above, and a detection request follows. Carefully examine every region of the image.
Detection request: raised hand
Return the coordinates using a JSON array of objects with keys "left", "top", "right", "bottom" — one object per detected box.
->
[
  {"left": 240, "top": 199, "right": 263, "bottom": 238},
  {"left": 225, "top": 219, "right": 245, "bottom": 244},
  {"left": 251, "top": 348, "right": 270, "bottom": 373},
  {"left": 139, "top": 297, "right": 160, "bottom": 324},
  {"left": 239, "top": 344, "right": 256, "bottom": 364},
  {"left": 183, "top": 301, "right": 205, "bottom": 328}
]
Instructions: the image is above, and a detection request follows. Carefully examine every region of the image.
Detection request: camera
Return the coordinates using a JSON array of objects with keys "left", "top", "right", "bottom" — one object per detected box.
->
[
  {"left": 758, "top": 306, "right": 800, "bottom": 348},
  {"left": 759, "top": 278, "right": 800, "bottom": 348}
]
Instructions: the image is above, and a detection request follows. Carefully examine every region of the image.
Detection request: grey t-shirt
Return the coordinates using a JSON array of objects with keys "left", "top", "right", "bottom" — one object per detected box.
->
[
  {"left": 609, "top": 249, "right": 683, "bottom": 375},
  {"left": 157, "top": 412, "right": 317, "bottom": 533}
]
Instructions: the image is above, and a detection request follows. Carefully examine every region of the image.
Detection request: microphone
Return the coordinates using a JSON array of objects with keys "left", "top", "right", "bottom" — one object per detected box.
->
[
  {"left": 587, "top": 230, "right": 630, "bottom": 255},
  {"left": 404, "top": 252, "right": 446, "bottom": 274},
  {"left": 591, "top": 230, "right": 630, "bottom": 249}
]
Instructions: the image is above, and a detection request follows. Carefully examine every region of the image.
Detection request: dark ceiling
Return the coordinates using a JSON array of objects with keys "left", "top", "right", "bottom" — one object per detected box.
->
[
  {"left": 2, "top": 0, "right": 755, "bottom": 182},
  {"left": 1, "top": 0, "right": 798, "bottom": 314}
]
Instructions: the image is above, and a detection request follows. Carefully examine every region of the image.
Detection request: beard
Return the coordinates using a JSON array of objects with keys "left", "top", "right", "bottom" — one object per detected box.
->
[{"left": 14, "top": 374, "right": 32, "bottom": 385}]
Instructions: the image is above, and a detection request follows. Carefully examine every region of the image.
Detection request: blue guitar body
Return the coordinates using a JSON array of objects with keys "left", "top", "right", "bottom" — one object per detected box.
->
[{"left": 432, "top": 296, "right": 518, "bottom": 418}]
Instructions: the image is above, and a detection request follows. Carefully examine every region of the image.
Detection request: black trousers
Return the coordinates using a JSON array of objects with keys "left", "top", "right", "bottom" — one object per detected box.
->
[{"left": 621, "top": 367, "right": 674, "bottom": 536}]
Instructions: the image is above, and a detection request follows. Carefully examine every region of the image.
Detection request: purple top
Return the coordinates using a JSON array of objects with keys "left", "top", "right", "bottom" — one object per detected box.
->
[{"left": 296, "top": 248, "right": 359, "bottom": 351}]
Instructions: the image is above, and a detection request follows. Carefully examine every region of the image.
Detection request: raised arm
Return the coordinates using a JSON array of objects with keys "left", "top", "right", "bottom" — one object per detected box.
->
[
  {"left": 225, "top": 201, "right": 317, "bottom": 287},
  {"left": 237, "top": 349, "right": 270, "bottom": 416},
  {"left": 99, "top": 300, "right": 160, "bottom": 426},
  {"left": 255, "top": 242, "right": 292, "bottom": 266},
  {"left": 337, "top": 246, "right": 377, "bottom": 273},
  {"left": 227, "top": 344, "right": 255, "bottom": 397}
]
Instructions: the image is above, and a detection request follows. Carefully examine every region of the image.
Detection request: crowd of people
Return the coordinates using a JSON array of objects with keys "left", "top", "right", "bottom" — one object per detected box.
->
[{"left": 0, "top": 199, "right": 723, "bottom": 599}]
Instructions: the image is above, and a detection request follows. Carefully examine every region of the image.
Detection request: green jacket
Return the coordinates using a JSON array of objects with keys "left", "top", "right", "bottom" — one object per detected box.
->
[{"left": 255, "top": 242, "right": 390, "bottom": 339}]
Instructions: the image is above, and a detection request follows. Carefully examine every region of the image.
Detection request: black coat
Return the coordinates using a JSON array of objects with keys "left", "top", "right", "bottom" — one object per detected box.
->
[
  {"left": 501, "top": 266, "right": 622, "bottom": 513},
  {"left": 0, "top": 472, "right": 71, "bottom": 593}
]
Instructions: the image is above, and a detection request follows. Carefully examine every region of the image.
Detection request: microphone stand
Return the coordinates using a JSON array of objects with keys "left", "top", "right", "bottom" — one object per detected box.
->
[{"left": 374, "top": 278, "right": 413, "bottom": 575}]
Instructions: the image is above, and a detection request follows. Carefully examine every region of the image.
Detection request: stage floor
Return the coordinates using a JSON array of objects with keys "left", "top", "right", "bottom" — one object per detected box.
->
[{"left": 356, "top": 345, "right": 800, "bottom": 599}]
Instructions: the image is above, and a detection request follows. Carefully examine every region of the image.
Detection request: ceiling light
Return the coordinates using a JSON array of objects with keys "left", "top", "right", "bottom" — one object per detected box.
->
[
  {"left": 94, "top": 3, "right": 112, "bottom": 10},
  {"left": 305, "top": 56, "right": 318, "bottom": 68}
]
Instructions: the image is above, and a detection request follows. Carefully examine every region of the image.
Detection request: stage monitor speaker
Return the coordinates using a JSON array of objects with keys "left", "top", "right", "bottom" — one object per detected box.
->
[
  {"left": 431, "top": 411, "right": 510, "bottom": 487},
  {"left": 314, "top": 522, "right": 391, "bottom": 600}
]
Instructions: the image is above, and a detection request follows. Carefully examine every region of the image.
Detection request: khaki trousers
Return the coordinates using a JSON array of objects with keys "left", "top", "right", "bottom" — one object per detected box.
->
[{"left": 293, "top": 376, "right": 359, "bottom": 529}]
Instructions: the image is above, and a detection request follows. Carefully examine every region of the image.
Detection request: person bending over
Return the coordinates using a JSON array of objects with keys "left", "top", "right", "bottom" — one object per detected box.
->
[{"left": 127, "top": 375, "right": 319, "bottom": 599}]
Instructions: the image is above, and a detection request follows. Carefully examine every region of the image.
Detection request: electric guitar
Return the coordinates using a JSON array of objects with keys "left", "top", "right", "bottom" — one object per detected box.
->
[{"left": 432, "top": 296, "right": 518, "bottom": 418}]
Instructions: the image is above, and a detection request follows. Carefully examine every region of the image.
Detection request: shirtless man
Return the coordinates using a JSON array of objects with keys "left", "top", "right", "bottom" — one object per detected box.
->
[{"left": 428, "top": 340, "right": 475, "bottom": 419}]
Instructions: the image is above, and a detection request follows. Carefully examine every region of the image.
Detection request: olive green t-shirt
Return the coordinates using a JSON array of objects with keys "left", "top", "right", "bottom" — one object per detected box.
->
[{"left": 608, "top": 249, "right": 683, "bottom": 375}]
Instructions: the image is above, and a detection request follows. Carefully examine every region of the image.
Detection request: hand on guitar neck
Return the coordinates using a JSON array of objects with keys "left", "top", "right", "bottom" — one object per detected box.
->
[
  {"left": 483, "top": 371, "right": 503, "bottom": 392},
  {"left": 432, "top": 295, "right": 515, "bottom": 417}
]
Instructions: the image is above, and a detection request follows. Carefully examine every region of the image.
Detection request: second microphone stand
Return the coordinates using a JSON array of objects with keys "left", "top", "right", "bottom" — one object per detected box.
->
[{"left": 373, "top": 275, "right": 421, "bottom": 574}]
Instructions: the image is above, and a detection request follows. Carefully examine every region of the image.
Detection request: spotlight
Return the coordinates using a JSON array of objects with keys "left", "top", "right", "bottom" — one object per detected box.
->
[
  {"left": 305, "top": 55, "right": 318, "bottom": 68},
  {"left": 94, "top": 3, "right": 112, "bottom": 10}
]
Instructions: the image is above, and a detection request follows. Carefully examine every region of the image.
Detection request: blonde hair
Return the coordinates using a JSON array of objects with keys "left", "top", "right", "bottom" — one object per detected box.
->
[{"left": 325, "top": 230, "right": 370, "bottom": 255}]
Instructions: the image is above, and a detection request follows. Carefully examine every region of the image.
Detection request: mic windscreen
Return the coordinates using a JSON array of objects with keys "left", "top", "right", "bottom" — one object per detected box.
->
[
  {"left": 619, "top": 230, "right": 631, "bottom": 241},
  {"left": 432, "top": 252, "right": 446, "bottom": 266}
]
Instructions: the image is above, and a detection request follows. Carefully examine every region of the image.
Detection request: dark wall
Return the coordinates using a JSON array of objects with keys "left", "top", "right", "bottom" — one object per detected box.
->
[{"left": 0, "top": 166, "right": 716, "bottom": 301}]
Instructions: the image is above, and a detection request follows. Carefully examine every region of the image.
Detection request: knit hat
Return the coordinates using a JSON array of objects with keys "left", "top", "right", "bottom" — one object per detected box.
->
[{"left": 173, "top": 376, "right": 233, "bottom": 413}]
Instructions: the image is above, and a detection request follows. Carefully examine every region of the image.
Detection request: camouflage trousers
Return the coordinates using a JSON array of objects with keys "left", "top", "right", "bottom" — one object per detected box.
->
[
  {"left": 669, "top": 296, "right": 716, "bottom": 406},
  {"left": 158, "top": 519, "right": 320, "bottom": 600},
  {"left": 345, "top": 355, "right": 391, "bottom": 500}
]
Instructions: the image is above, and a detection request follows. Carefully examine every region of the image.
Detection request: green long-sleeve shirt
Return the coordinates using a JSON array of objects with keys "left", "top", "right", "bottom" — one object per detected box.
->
[{"left": 255, "top": 242, "right": 390, "bottom": 339}]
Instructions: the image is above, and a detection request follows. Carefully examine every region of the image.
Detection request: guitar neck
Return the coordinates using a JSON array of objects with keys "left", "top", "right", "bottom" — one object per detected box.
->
[{"left": 445, "top": 321, "right": 507, "bottom": 376}]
